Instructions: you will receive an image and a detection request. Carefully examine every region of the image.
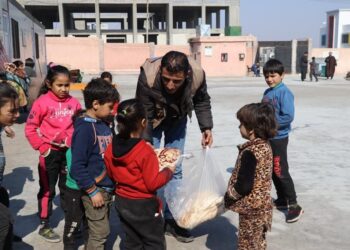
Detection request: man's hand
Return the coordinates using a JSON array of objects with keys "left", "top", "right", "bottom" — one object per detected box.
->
[
  {"left": 91, "top": 192, "right": 105, "bottom": 208},
  {"left": 201, "top": 129, "right": 213, "bottom": 148},
  {"left": 4, "top": 126, "right": 15, "bottom": 138}
]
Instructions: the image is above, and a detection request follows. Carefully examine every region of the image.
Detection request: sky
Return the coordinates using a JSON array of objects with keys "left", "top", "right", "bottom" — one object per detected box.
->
[{"left": 240, "top": 0, "right": 350, "bottom": 46}]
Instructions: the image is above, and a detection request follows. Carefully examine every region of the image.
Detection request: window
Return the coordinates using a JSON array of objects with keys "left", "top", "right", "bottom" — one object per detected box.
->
[
  {"left": 341, "top": 33, "right": 349, "bottom": 44},
  {"left": 221, "top": 53, "right": 228, "bottom": 62},
  {"left": 11, "top": 18, "right": 20, "bottom": 58},
  {"left": 321, "top": 35, "right": 326, "bottom": 46},
  {"left": 35, "top": 33, "right": 39, "bottom": 59}
]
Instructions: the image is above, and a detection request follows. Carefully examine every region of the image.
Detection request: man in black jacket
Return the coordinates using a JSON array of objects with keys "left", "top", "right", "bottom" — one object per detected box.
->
[
  {"left": 136, "top": 51, "right": 213, "bottom": 242},
  {"left": 300, "top": 51, "right": 308, "bottom": 81}
]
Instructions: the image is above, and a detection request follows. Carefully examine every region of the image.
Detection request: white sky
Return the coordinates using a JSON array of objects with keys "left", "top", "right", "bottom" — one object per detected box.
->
[{"left": 240, "top": 0, "right": 350, "bottom": 46}]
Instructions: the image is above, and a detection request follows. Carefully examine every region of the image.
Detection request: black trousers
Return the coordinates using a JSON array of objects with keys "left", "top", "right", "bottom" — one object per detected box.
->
[
  {"left": 115, "top": 195, "right": 166, "bottom": 250},
  {"left": 0, "top": 203, "right": 12, "bottom": 250},
  {"left": 37, "top": 149, "right": 67, "bottom": 223},
  {"left": 270, "top": 137, "right": 297, "bottom": 204},
  {"left": 63, "top": 188, "right": 86, "bottom": 250},
  {"left": 300, "top": 68, "right": 307, "bottom": 81}
]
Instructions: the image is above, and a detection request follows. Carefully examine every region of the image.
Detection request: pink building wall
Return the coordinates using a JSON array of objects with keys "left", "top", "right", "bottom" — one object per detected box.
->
[
  {"left": 153, "top": 45, "right": 190, "bottom": 57},
  {"left": 189, "top": 36, "right": 258, "bottom": 77},
  {"left": 311, "top": 48, "right": 350, "bottom": 75},
  {"left": 46, "top": 37, "right": 257, "bottom": 76},
  {"left": 46, "top": 37, "right": 100, "bottom": 73},
  {"left": 104, "top": 43, "right": 150, "bottom": 72}
]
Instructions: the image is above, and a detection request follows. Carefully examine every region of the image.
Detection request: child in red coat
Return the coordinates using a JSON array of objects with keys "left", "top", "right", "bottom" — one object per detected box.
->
[{"left": 104, "top": 98, "right": 176, "bottom": 250}]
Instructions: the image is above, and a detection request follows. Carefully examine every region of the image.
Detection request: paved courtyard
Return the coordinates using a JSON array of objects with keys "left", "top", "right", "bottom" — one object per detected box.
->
[{"left": 2, "top": 74, "right": 350, "bottom": 250}]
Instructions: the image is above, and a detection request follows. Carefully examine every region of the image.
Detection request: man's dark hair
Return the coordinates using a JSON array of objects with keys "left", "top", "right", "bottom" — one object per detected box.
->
[
  {"left": 237, "top": 103, "right": 277, "bottom": 140},
  {"left": 161, "top": 51, "right": 190, "bottom": 74},
  {"left": 263, "top": 59, "right": 284, "bottom": 76},
  {"left": 115, "top": 98, "right": 146, "bottom": 139},
  {"left": 83, "top": 78, "right": 120, "bottom": 109}
]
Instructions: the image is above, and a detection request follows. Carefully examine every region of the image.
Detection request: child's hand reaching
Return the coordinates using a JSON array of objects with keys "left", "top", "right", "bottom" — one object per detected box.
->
[
  {"left": 166, "top": 164, "right": 176, "bottom": 173},
  {"left": 90, "top": 192, "right": 105, "bottom": 208},
  {"left": 4, "top": 126, "right": 15, "bottom": 138}
]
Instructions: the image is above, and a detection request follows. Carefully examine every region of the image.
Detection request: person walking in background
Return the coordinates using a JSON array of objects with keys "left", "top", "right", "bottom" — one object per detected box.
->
[
  {"left": 25, "top": 65, "right": 81, "bottom": 243},
  {"left": 309, "top": 57, "right": 318, "bottom": 82},
  {"left": 262, "top": 59, "right": 303, "bottom": 223},
  {"left": 299, "top": 51, "right": 308, "bottom": 82},
  {"left": 135, "top": 50, "right": 213, "bottom": 243},
  {"left": 325, "top": 52, "right": 337, "bottom": 80},
  {"left": 70, "top": 79, "right": 119, "bottom": 250},
  {"left": 225, "top": 103, "right": 277, "bottom": 250},
  {"left": 105, "top": 99, "right": 176, "bottom": 250}
]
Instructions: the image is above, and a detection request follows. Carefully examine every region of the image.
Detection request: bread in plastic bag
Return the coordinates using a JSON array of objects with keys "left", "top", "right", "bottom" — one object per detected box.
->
[{"left": 164, "top": 148, "right": 226, "bottom": 229}]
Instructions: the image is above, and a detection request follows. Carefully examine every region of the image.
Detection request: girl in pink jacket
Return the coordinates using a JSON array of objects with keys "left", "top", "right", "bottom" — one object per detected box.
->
[{"left": 25, "top": 65, "right": 81, "bottom": 243}]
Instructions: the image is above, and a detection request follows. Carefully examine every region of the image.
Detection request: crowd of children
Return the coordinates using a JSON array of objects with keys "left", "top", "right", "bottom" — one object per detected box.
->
[{"left": 0, "top": 58, "right": 304, "bottom": 250}]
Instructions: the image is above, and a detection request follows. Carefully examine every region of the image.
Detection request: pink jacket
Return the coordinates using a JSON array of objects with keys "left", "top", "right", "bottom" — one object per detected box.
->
[{"left": 25, "top": 91, "right": 81, "bottom": 154}]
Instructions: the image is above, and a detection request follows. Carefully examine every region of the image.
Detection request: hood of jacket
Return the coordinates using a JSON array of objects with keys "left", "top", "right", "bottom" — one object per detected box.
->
[{"left": 110, "top": 135, "right": 144, "bottom": 165}]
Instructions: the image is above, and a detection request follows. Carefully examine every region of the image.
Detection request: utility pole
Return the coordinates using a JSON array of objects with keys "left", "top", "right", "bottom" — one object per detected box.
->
[
  {"left": 146, "top": 0, "right": 149, "bottom": 43},
  {"left": 95, "top": 0, "right": 101, "bottom": 38}
]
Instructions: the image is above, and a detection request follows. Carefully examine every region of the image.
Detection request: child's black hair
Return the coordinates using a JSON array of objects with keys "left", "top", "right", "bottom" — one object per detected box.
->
[
  {"left": 100, "top": 71, "right": 112, "bottom": 82},
  {"left": 263, "top": 59, "right": 284, "bottom": 76},
  {"left": 161, "top": 51, "right": 190, "bottom": 75},
  {"left": 12, "top": 60, "right": 24, "bottom": 68},
  {"left": 115, "top": 98, "right": 146, "bottom": 139},
  {"left": 237, "top": 103, "right": 277, "bottom": 140},
  {"left": 83, "top": 78, "right": 120, "bottom": 109},
  {"left": 38, "top": 65, "right": 70, "bottom": 96},
  {"left": 25, "top": 58, "right": 35, "bottom": 68},
  {"left": 0, "top": 81, "right": 19, "bottom": 109}
]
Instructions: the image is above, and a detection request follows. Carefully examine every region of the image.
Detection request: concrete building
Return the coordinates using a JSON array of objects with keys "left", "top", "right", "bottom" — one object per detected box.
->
[
  {"left": 320, "top": 9, "right": 350, "bottom": 48},
  {"left": 0, "top": 0, "right": 46, "bottom": 76},
  {"left": 17, "top": 0, "right": 240, "bottom": 45}
]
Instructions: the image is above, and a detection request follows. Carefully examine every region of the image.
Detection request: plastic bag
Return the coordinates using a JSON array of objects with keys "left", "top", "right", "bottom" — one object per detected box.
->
[{"left": 164, "top": 148, "right": 226, "bottom": 229}]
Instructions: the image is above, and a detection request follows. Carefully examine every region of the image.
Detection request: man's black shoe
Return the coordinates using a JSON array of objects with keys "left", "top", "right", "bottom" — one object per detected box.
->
[
  {"left": 13, "top": 234, "right": 22, "bottom": 242},
  {"left": 165, "top": 219, "right": 194, "bottom": 243}
]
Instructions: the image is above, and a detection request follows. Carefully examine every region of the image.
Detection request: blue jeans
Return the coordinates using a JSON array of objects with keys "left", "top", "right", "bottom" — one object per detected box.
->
[{"left": 152, "top": 117, "right": 187, "bottom": 219}]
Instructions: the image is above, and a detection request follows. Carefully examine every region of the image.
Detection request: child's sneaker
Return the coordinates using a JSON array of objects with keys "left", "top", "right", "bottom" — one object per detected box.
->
[
  {"left": 286, "top": 204, "right": 303, "bottom": 223},
  {"left": 38, "top": 226, "right": 61, "bottom": 243},
  {"left": 273, "top": 198, "right": 288, "bottom": 210}
]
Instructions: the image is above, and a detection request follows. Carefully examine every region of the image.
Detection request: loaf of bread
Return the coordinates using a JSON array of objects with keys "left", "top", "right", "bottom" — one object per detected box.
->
[
  {"left": 176, "top": 191, "right": 225, "bottom": 229},
  {"left": 155, "top": 148, "right": 181, "bottom": 170}
]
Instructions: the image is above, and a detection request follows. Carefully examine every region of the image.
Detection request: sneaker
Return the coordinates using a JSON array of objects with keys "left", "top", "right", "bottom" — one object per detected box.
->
[
  {"left": 286, "top": 204, "right": 304, "bottom": 223},
  {"left": 273, "top": 198, "right": 288, "bottom": 210},
  {"left": 38, "top": 226, "right": 61, "bottom": 243},
  {"left": 165, "top": 219, "right": 194, "bottom": 243}
]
